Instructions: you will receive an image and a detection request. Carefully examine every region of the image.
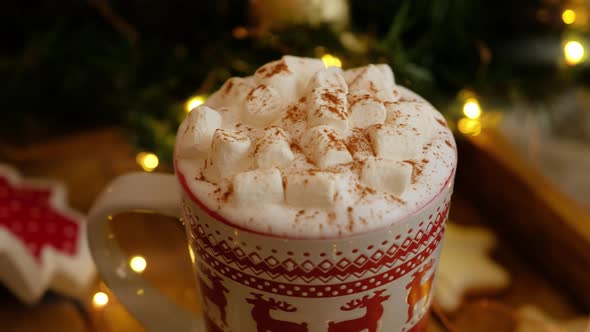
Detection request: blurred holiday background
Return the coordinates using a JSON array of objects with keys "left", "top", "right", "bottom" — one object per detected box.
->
[
  {"left": 1, "top": 0, "right": 590, "bottom": 331},
  {"left": 2, "top": 0, "right": 589, "bottom": 207}
]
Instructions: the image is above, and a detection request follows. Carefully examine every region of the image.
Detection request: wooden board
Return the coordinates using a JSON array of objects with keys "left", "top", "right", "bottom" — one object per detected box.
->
[{"left": 456, "top": 129, "right": 590, "bottom": 310}]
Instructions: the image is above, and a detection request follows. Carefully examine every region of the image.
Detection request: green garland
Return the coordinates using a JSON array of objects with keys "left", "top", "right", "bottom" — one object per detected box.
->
[{"left": 2, "top": 0, "right": 587, "bottom": 163}]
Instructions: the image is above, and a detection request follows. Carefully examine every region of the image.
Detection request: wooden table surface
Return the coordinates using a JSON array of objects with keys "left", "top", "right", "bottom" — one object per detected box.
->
[{"left": 0, "top": 128, "right": 584, "bottom": 332}]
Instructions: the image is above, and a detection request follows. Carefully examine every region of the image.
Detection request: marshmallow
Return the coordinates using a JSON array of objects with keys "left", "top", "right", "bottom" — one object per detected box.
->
[
  {"left": 283, "top": 55, "right": 325, "bottom": 88},
  {"left": 375, "top": 64, "right": 396, "bottom": 88},
  {"left": 174, "top": 56, "right": 458, "bottom": 238},
  {"left": 306, "top": 88, "right": 349, "bottom": 132},
  {"left": 342, "top": 66, "right": 363, "bottom": 84},
  {"left": 206, "top": 77, "right": 255, "bottom": 109},
  {"left": 245, "top": 84, "right": 284, "bottom": 126},
  {"left": 361, "top": 158, "right": 412, "bottom": 196},
  {"left": 348, "top": 93, "right": 386, "bottom": 129},
  {"left": 177, "top": 105, "right": 222, "bottom": 157},
  {"left": 285, "top": 172, "right": 337, "bottom": 208},
  {"left": 301, "top": 125, "right": 352, "bottom": 168},
  {"left": 255, "top": 56, "right": 324, "bottom": 100},
  {"left": 255, "top": 127, "right": 295, "bottom": 168},
  {"left": 233, "top": 168, "right": 284, "bottom": 206},
  {"left": 204, "top": 129, "right": 251, "bottom": 181},
  {"left": 367, "top": 124, "right": 420, "bottom": 161},
  {"left": 344, "top": 64, "right": 397, "bottom": 102},
  {"left": 385, "top": 101, "right": 436, "bottom": 142},
  {"left": 308, "top": 67, "right": 348, "bottom": 93}
]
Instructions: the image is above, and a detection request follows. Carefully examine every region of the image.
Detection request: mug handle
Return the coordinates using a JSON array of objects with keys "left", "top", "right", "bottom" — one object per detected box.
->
[{"left": 87, "top": 172, "right": 203, "bottom": 332}]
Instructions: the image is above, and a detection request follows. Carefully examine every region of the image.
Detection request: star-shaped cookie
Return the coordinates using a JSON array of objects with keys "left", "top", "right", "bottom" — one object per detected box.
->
[
  {"left": 0, "top": 164, "right": 95, "bottom": 304},
  {"left": 516, "top": 306, "right": 589, "bottom": 332},
  {"left": 434, "top": 223, "right": 510, "bottom": 312}
]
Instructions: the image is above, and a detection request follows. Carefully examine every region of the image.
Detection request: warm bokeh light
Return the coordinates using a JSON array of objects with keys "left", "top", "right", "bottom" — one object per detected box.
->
[
  {"left": 562, "top": 9, "right": 576, "bottom": 24},
  {"left": 463, "top": 98, "right": 482, "bottom": 119},
  {"left": 136, "top": 152, "right": 159, "bottom": 172},
  {"left": 457, "top": 89, "right": 476, "bottom": 101},
  {"left": 232, "top": 26, "right": 248, "bottom": 39},
  {"left": 185, "top": 95, "right": 206, "bottom": 113},
  {"left": 457, "top": 118, "right": 482, "bottom": 136},
  {"left": 129, "top": 255, "right": 147, "bottom": 273},
  {"left": 564, "top": 40, "right": 585, "bottom": 65},
  {"left": 92, "top": 292, "right": 109, "bottom": 307},
  {"left": 321, "top": 54, "right": 342, "bottom": 68},
  {"left": 188, "top": 245, "right": 196, "bottom": 264}
]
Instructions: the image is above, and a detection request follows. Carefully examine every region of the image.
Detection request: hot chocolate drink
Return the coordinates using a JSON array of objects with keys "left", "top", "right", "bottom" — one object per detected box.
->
[{"left": 175, "top": 55, "right": 456, "bottom": 238}]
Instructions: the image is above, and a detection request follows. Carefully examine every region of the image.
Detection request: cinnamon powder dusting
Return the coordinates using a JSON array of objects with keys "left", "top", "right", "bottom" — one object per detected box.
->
[
  {"left": 285, "top": 105, "right": 306, "bottom": 122},
  {"left": 221, "top": 187, "right": 233, "bottom": 203},
  {"left": 322, "top": 127, "right": 347, "bottom": 151},
  {"left": 444, "top": 140, "right": 453, "bottom": 148},
  {"left": 368, "top": 81, "right": 378, "bottom": 94},
  {"left": 257, "top": 62, "right": 291, "bottom": 78},
  {"left": 218, "top": 130, "right": 248, "bottom": 142},
  {"left": 195, "top": 171, "right": 205, "bottom": 181},
  {"left": 223, "top": 80, "right": 234, "bottom": 95},
  {"left": 289, "top": 142, "right": 303, "bottom": 153},
  {"left": 327, "top": 212, "right": 336, "bottom": 225},
  {"left": 295, "top": 209, "right": 306, "bottom": 224},
  {"left": 346, "top": 128, "right": 374, "bottom": 158},
  {"left": 436, "top": 118, "right": 447, "bottom": 127},
  {"left": 328, "top": 105, "right": 347, "bottom": 120},
  {"left": 355, "top": 183, "right": 376, "bottom": 199},
  {"left": 321, "top": 91, "right": 340, "bottom": 104},
  {"left": 386, "top": 194, "right": 405, "bottom": 204},
  {"left": 404, "top": 159, "right": 430, "bottom": 184},
  {"left": 346, "top": 207, "right": 354, "bottom": 232},
  {"left": 348, "top": 93, "right": 379, "bottom": 108}
]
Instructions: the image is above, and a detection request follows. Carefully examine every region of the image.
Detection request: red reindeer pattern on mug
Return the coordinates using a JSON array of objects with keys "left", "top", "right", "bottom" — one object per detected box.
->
[
  {"left": 246, "top": 293, "right": 308, "bottom": 332},
  {"left": 198, "top": 266, "right": 229, "bottom": 325},
  {"left": 405, "top": 259, "right": 435, "bottom": 323},
  {"left": 328, "top": 289, "right": 390, "bottom": 332}
]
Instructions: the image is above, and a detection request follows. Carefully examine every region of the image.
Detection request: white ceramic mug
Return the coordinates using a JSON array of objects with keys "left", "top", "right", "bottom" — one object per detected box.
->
[{"left": 87, "top": 163, "right": 455, "bottom": 332}]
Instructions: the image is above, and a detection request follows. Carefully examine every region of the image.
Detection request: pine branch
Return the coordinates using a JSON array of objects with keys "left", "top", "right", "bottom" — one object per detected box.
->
[{"left": 87, "top": 0, "right": 139, "bottom": 44}]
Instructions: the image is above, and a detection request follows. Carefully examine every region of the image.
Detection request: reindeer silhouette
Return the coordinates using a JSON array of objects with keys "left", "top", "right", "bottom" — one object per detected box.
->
[
  {"left": 328, "top": 289, "right": 390, "bottom": 332},
  {"left": 198, "top": 266, "right": 229, "bottom": 325},
  {"left": 246, "top": 293, "right": 308, "bottom": 332},
  {"left": 405, "top": 259, "right": 435, "bottom": 323}
]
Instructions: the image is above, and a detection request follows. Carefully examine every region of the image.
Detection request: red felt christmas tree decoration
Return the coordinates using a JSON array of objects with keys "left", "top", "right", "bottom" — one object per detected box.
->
[{"left": 0, "top": 164, "right": 95, "bottom": 304}]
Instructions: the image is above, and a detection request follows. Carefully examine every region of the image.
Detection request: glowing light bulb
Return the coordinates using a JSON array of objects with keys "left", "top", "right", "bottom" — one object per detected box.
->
[
  {"left": 457, "top": 118, "right": 482, "bottom": 136},
  {"left": 463, "top": 98, "right": 482, "bottom": 119},
  {"left": 136, "top": 152, "right": 159, "bottom": 172},
  {"left": 564, "top": 40, "right": 585, "bottom": 65},
  {"left": 129, "top": 255, "right": 147, "bottom": 273},
  {"left": 92, "top": 292, "right": 109, "bottom": 308},
  {"left": 185, "top": 95, "right": 206, "bottom": 113},
  {"left": 321, "top": 54, "right": 342, "bottom": 68},
  {"left": 562, "top": 9, "right": 576, "bottom": 24}
]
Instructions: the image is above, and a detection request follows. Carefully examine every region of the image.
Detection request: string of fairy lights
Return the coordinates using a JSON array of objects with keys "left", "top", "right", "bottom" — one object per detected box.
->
[
  {"left": 134, "top": 26, "right": 587, "bottom": 171},
  {"left": 561, "top": 4, "right": 587, "bottom": 65},
  {"left": 77, "top": 0, "right": 590, "bottom": 320},
  {"left": 90, "top": 254, "right": 148, "bottom": 308},
  {"left": 134, "top": 54, "right": 343, "bottom": 172},
  {"left": 116, "top": 4, "right": 589, "bottom": 313}
]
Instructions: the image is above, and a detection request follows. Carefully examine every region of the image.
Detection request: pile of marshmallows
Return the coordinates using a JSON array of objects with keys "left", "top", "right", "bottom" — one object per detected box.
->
[{"left": 177, "top": 56, "right": 439, "bottom": 210}]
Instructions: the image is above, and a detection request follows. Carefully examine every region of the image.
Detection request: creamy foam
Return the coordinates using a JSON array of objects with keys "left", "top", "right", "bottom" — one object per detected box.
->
[{"left": 175, "top": 56, "right": 456, "bottom": 238}]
